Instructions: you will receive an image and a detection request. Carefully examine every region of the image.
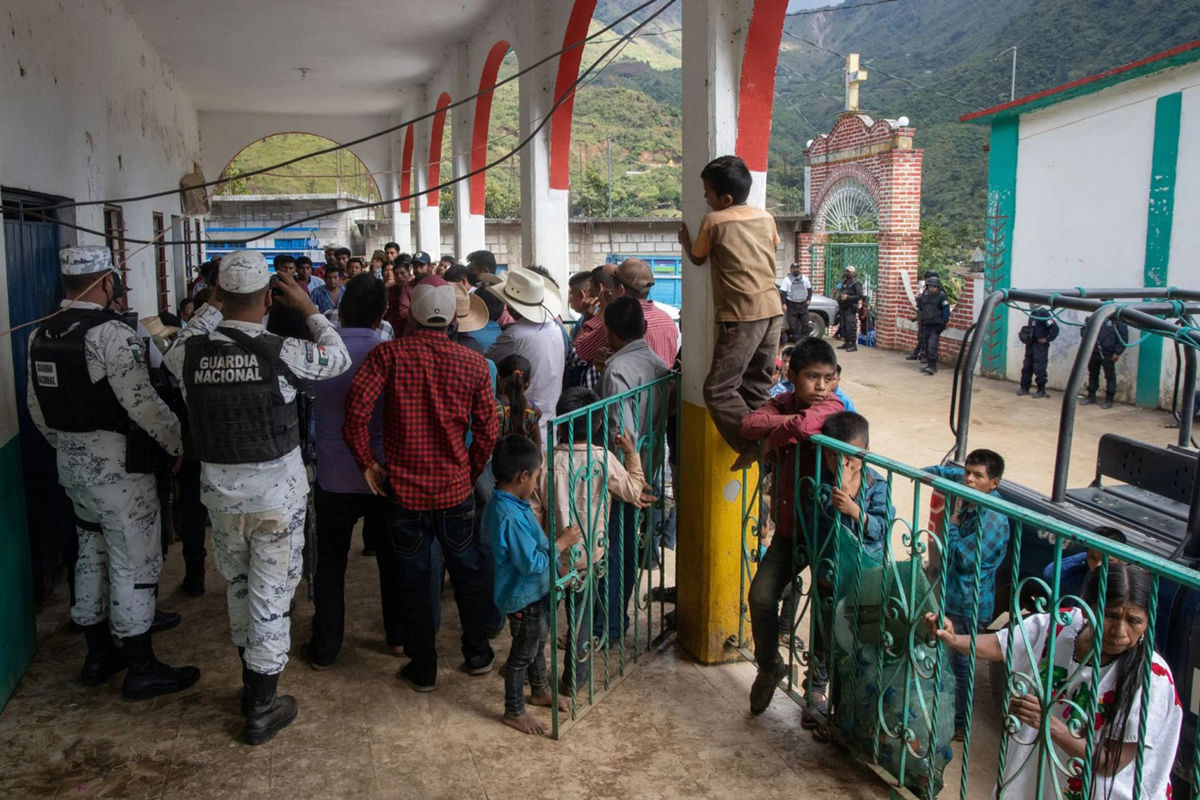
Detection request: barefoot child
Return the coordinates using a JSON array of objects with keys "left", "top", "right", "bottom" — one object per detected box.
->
[
  {"left": 679, "top": 155, "right": 784, "bottom": 470},
  {"left": 484, "top": 435, "right": 581, "bottom": 735}
]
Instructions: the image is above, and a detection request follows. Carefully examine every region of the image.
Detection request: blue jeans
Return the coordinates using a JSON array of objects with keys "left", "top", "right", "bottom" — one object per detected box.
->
[
  {"left": 593, "top": 500, "right": 641, "bottom": 642},
  {"left": 474, "top": 465, "right": 504, "bottom": 634},
  {"left": 384, "top": 496, "right": 493, "bottom": 685},
  {"left": 946, "top": 613, "right": 975, "bottom": 732},
  {"left": 504, "top": 596, "right": 550, "bottom": 716}
]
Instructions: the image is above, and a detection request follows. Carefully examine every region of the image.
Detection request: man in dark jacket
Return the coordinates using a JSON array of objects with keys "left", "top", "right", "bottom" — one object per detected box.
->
[
  {"left": 915, "top": 275, "right": 951, "bottom": 375},
  {"left": 835, "top": 266, "right": 862, "bottom": 352},
  {"left": 1016, "top": 306, "right": 1059, "bottom": 399},
  {"left": 1079, "top": 316, "right": 1129, "bottom": 409}
]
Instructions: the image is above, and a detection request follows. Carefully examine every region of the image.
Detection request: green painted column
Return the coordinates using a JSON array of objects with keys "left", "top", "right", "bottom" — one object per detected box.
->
[
  {"left": 982, "top": 117, "right": 1019, "bottom": 377},
  {"left": 1137, "top": 92, "right": 1182, "bottom": 408}
]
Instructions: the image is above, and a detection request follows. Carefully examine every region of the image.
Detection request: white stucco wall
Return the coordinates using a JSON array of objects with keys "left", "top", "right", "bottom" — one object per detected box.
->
[
  {"left": 1005, "top": 64, "right": 1200, "bottom": 403},
  {"left": 0, "top": 0, "right": 203, "bottom": 441}
]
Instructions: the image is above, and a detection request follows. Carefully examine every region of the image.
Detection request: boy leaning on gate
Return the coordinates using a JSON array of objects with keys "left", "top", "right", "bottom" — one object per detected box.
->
[{"left": 738, "top": 339, "right": 844, "bottom": 719}]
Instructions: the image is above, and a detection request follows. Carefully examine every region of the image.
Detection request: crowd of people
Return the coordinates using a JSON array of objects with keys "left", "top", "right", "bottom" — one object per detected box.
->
[{"left": 25, "top": 153, "right": 1181, "bottom": 795}]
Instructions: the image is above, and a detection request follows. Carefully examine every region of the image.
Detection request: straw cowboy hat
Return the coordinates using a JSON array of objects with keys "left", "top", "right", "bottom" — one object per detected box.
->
[
  {"left": 454, "top": 284, "right": 489, "bottom": 332},
  {"left": 486, "top": 268, "right": 562, "bottom": 324}
]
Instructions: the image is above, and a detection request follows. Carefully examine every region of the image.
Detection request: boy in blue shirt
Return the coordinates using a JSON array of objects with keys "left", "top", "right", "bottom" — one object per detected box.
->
[
  {"left": 484, "top": 435, "right": 587, "bottom": 735},
  {"left": 922, "top": 449, "right": 1008, "bottom": 740}
]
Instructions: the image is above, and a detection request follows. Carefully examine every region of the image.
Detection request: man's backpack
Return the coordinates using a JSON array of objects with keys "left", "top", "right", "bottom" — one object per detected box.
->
[{"left": 1018, "top": 323, "right": 1033, "bottom": 345}]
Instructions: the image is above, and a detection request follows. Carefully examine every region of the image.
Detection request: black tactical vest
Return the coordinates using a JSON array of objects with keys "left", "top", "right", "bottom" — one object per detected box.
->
[
  {"left": 181, "top": 327, "right": 300, "bottom": 464},
  {"left": 29, "top": 308, "right": 132, "bottom": 433}
]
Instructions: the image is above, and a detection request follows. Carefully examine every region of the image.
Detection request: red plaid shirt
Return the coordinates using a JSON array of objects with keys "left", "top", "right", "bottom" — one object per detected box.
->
[
  {"left": 573, "top": 299, "right": 679, "bottom": 367},
  {"left": 343, "top": 329, "right": 498, "bottom": 510}
]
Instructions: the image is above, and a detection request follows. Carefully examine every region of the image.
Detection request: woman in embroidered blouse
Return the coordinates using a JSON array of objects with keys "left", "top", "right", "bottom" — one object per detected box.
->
[{"left": 926, "top": 562, "right": 1181, "bottom": 800}]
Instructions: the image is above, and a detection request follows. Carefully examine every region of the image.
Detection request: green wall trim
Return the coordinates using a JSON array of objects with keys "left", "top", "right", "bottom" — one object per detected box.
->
[
  {"left": 1136, "top": 92, "right": 1182, "bottom": 407},
  {"left": 0, "top": 435, "right": 34, "bottom": 711},
  {"left": 981, "top": 117, "right": 1019, "bottom": 377}
]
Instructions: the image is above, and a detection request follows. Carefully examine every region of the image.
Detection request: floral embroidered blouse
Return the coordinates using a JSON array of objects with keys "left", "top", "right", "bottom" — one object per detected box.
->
[{"left": 994, "top": 608, "right": 1182, "bottom": 800}]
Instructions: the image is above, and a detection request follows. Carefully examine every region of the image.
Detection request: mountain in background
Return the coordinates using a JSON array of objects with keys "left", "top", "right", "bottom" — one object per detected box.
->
[{"left": 225, "top": 0, "right": 1200, "bottom": 257}]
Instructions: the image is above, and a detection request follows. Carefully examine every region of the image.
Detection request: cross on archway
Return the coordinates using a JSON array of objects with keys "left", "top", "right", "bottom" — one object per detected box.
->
[{"left": 845, "top": 53, "right": 868, "bottom": 112}]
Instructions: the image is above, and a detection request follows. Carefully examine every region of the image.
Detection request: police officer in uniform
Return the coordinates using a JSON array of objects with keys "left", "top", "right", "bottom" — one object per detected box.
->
[
  {"left": 835, "top": 266, "right": 863, "bottom": 352},
  {"left": 27, "top": 246, "right": 200, "bottom": 700},
  {"left": 779, "top": 262, "right": 812, "bottom": 343},
  {"left": 164, "top": 251, "right": 350, "bottom": 745},
  {"left": 914, "top": 275, "right": 950, "bottom": 375}
]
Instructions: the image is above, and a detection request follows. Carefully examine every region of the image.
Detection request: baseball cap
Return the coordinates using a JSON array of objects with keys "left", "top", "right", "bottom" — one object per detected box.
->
[
  {"left": 59, "top": 246, "right": 113, "bottom": 276},
  {"left": 218, "top": 250, "right": 271, "bottom": 293},
  {"left": 615, "top": 258, "right": 655, "bottom": 292},
  {"left": 410, "top": 275, "right": 456, "bottom": 327},
  {"left": 410, "top": 251, "right": 432, "bottom": 265}
]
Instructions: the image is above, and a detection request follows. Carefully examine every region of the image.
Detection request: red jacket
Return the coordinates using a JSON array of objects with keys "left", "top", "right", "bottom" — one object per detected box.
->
[{"left": 740, "top": 392, "right": 845, "bottom": 539}]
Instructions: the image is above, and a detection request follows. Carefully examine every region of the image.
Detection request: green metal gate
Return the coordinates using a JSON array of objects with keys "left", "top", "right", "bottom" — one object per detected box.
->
[{"left": 824, "top": 242, "right": 878, "bottom": 301}]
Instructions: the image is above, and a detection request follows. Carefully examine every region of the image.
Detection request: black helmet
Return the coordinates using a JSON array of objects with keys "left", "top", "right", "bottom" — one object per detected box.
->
[{"left": 925, "top": 275, "right": 941, "bottom": 288}]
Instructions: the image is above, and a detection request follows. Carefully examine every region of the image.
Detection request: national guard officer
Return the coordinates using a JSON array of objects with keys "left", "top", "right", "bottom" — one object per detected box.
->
[
  {"left": 163, "top": 250, "right": 350, "bottom": 745},
  {"left": 27, "top": 245, "right": 200, "bottom": 700}
]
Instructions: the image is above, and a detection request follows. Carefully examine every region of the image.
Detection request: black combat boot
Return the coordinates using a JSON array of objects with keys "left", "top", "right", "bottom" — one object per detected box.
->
[
  {"left": 1079, "top": 393, "right": 1097, "bottom": 405},
  {"left": 80, "top": 621, "right": 126, "bottom": 686},
  {"left": 244, "top": 670, "right": 298, "bottom": 745},
  {"left": 149, "top": 609, "right": 182, "bottom": 633},
  {"left": 238, "top": 647, "right": 252, "bottom": 716},
  {"left": 120, "top": 632, "right": 200, "bottom": 701},
  {"left": 1102, "top": 395, "right": 1114, "bottom": 409}
]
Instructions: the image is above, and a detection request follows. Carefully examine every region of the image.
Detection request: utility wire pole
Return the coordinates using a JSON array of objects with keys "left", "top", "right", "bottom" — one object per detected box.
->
[{"left": 1002, "top": 45, "right": 1018, "bottom": 101}]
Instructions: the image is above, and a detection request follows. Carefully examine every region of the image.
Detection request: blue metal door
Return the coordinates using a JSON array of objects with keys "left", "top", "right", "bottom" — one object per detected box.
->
[{"left": 3, "top": 200, "right": 75, "bottom": 603}]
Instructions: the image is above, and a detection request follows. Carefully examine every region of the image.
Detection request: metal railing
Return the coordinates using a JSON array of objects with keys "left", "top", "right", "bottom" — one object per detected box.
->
[
  {"left": 739, "top": 434, "right": 1200, "bottom": 798},
  {"left": 546, "top": 372, "right": 679, "bottom": 738}
]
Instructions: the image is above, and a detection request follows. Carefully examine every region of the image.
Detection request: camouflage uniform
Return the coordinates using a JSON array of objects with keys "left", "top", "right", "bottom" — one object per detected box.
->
[
  {"left": 164, "top": 279, "right": 350, "bottom": 676},
  {"left": 28, "top": 300, "right": 181, "bottom": 638}
]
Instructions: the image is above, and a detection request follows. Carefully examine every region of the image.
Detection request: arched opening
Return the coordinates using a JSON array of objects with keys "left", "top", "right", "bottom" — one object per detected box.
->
[
  {"left": 427, "top": 92, "right": 452, "bottom": 219},
  {"left": 215, "top": 133, "right": 383, "bottom": 261},
  {"left": 400, "top": 124, "right": 414, "bottom": 214},
  {"left": 815, "top": 178, "right": 880, "bottom": 301},
  {"left": 471, "top": 41, "right": 519, "bottom": 219}
]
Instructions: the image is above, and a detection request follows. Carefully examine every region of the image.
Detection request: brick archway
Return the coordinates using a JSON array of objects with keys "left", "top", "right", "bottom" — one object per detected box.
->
[{"left": 800, "top": 113, "right": 923, "bottom": 350}]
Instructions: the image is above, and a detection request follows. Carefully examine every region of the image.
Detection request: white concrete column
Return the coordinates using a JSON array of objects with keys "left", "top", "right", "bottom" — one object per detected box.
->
[
  {"left": 676, "top": 0, "right": 756, "bottom": 665},
  {"left": 680, "top": 0, "right": 751, "bottom": 406},
  {"left": 452, "top": 44, "right": 485, "bottom": 260},
  {"left": 517, "top": 3, "right": 570, "bottom": 289},
  {"left": 411, "top": 96, "right": 441, "bottom": 254}
]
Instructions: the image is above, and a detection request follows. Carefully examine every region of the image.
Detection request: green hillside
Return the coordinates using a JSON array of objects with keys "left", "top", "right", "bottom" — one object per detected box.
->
[{"left": 223, "top": 0, "right": 1200, "bottom": 255}]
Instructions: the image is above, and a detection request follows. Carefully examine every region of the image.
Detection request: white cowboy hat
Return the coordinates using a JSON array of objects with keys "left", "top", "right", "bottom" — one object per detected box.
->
[{"left": 486, "top": 268, "right": 562, "bottom": 324}]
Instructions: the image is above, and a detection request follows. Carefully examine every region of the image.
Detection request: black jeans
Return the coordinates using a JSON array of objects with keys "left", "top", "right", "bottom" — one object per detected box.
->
[
  {"left": 385, "top": 496, "right": 493, "bottom": 684},
  {"left": 177, "top": 459, "right": 206, "bottom": 575},
  {"left": 838, "top": 305, "right": 858, "bottom": 346},
  {"left": 922, "top": 324, "right": 943, "bottom": 368},
  {"left": 309, "top": 485, "right": 405, "bottom": 664},
  {"left": 1087, "top": 350, "right": 1117, "bottom": 398},
  {"left": 1020, "top": 342, "right": 1050, "bottom": 390},
  {"left": 505, "top": 596, "right": 550, "bottom": 716},
  {"left": 785, "top": 301, "right": 810, "bottom": 342}
]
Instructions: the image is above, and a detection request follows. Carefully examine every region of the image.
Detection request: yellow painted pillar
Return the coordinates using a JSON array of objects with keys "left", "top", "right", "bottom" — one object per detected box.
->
[
  {"left": 675, "top": 0, "right": 759, "bottom": 664},
  {"left": 676, "top": 402, "right": 758, "bottom": 662}
]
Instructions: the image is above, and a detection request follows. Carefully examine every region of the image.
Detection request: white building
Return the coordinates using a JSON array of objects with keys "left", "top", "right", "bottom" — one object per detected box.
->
[{"left": 963, "top": 40, "right": 1200, "bottom": 407}]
